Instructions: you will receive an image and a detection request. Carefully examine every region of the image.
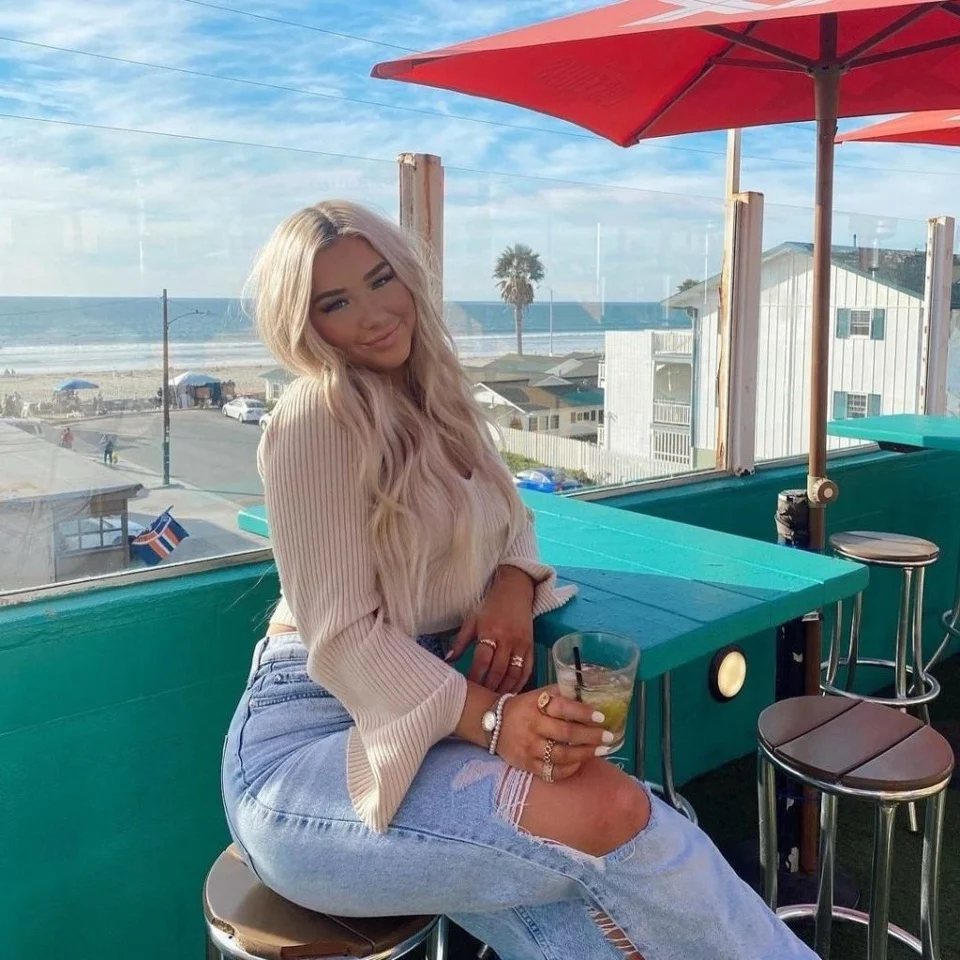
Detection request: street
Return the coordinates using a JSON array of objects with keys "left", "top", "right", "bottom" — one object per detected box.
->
[{"left": 64, "top": 409, "right": 265, "bottom": 507}]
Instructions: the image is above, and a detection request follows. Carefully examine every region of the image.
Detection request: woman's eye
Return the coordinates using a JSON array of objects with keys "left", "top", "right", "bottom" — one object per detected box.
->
[
  {"left": 320, "top": 298, "right": 348, "bottom": 314},
  {"left": 371, "top": 272, "right": 394, "bottom": 289}
]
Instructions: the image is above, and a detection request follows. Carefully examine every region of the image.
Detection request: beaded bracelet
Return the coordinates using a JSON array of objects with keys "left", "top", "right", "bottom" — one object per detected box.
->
[{"left": 488, "top": 692, "right": 515, "bottom": 756}]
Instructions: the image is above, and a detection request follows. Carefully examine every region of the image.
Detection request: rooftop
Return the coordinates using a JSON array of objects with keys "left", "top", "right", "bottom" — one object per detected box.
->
[
  {"left": 666, "top": 242, "right": 960, "bottom": 308},
  {"left": 0, "top": 422, "right": 141, "bottom": 504}
]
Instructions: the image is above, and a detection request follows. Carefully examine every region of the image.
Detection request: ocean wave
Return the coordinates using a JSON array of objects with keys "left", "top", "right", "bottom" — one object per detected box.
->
[{"left": 0, "top": 332, "right": 607, "bottom": 374}]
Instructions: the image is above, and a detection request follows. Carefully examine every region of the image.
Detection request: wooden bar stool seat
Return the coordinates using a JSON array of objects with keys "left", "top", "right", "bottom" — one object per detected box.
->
[
  {"left": 757, "top": 696, "right": 953, "bottom": 960},
  {"left": 830, "top": 531, "right": 940, "bottom": 567},
  {"left": 203, "top": 845, "right": 446, "bottom": 960}
]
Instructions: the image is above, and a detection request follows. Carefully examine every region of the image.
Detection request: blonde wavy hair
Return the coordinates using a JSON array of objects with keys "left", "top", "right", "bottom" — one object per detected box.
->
[{"left": 248, "top": 200, "right": 527, "bottom": 631}]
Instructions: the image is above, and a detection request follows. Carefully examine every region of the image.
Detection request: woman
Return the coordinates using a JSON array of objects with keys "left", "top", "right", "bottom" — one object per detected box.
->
[{"left": 222, "top": 200, "right": 815, "bottom": 960}]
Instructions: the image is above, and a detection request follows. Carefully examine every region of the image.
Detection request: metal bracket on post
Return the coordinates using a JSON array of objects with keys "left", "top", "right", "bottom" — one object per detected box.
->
[
  {"left": 716, "top": 191, "right": 764, "bottom": 477},
  {"left": 398, "top": 152, "right": 444, "bottom": 315},
  {"left": 918, "top": 215, "right": 956, "bottom": 415}
]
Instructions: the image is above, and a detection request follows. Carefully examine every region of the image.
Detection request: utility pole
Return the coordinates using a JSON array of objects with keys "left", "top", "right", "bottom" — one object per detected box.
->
[
  {"left": 162, "top": 288, "right": 170, "bottom": 486},
  {"left": 549, "top": 287, "right": 554, "bottom": 356},
  {"left": 161, "top": 293, "right": 205, "bottom": 487}
]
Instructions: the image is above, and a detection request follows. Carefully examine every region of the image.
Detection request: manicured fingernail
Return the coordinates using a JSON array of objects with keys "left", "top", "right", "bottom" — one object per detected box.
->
[
  {"left": 595, "top": 745, "right": 614, "bottom": 756},
  {"left": 444, "top": 651, "right": 455, "bottom": 661},
  {"left": 601, "top": 730, "right": 615, "bottom": 744},
  {"left": 592, "top": 711, "right": 606, "bottom": 723}
]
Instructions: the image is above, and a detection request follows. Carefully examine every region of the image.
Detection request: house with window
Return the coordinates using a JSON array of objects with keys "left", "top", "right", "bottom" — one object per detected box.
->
[
  {"left": 602, "top": 243, "right": 960, "bottom": 467},
  {"left": 262, "top": 367, "right": 295, "bottom": 401},
  {"left": 473, "top": 380, "right": 605, "bottom": 440},
  {"left": 0, "top": 423, "right": 142, "bottom": 590}
]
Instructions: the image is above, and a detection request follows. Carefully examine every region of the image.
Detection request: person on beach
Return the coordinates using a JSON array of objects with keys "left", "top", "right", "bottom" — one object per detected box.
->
[
  {"left": 220, "top": 200, "right": 816, "bottom": 960},
  {"left": 60, "top": 426, "right": 74, "bottom": 450},
  {"left": 101, "top": 435, "right": 116, "bottom": 465}
]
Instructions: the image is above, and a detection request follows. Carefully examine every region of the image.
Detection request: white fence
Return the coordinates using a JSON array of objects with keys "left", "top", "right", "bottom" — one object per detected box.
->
[
  {"left": 652, "top": 400, "right": 692, "bottom": 426},
  {"left": 492, "top": 425, "right": 675, "bottom": 485}
]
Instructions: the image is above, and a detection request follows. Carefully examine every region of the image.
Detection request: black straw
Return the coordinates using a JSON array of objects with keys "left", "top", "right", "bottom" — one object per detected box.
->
[{"left": 572, "top": 646, "right": 584, "bottom": 702}]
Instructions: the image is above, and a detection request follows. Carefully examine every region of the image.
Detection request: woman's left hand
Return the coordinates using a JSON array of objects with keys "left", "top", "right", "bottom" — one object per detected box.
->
[{"left": 446, "top": 566, "right": 535, "bottom": 694}]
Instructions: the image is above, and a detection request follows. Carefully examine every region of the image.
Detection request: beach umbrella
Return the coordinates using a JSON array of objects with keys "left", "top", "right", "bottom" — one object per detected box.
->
[
  {"left": 838, "top": 108, "right": 960, "bottom": 145},
  {"left": 373, "top": 0, "right": 960, "bottom": 548},
  {"left": 171, "top": 371, "right": 220, "bottom": 387},
  {"left": 54, "top": 378, "right": 99, "bottom": 391}
]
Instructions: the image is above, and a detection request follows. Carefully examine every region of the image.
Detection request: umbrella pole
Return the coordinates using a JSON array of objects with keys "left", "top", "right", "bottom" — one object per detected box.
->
[{"left": 802, "top": 17, "right": 841, "bottom": 874}]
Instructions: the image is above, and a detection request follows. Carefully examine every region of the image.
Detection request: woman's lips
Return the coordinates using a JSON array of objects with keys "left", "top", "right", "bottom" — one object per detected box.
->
[{"left": 364, "top": 322, "right": 400, "bottom": 348}]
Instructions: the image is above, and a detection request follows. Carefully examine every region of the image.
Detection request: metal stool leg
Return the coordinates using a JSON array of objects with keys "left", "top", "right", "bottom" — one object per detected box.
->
[
  {"left": 920, "top": 790, "right": 947, "bottom": 960},
  {"left": 825, "top": 599, "right": 843, "bottom": 689},
  {"left": 206, "top": 935, "right": 223, "bottom": 960},
  {"left": 911, "top": 567, "right": 932, "bottom": 727},
  {"left": 845, "top": 591, "right": 863, "bottom": 693},
  {"left": 867, "top": 803, "right": 897, "bottom": 960},
  {"left": 757, "top": 751, "right": 778, "bottom": 910},
  {"left": 634, "top": 680, "right": 647, "bottom": 783},
  {"left": 635, "top": 675, "right": 697, "bottom": 823},
  {"left": 814, "top": 793, "right": 838, "bottom": 958},
  {"left": 896, "top": 570, "right": 921, "bottom": 834},
  {"left": 428, "top": 915, "right": 448, "bottom": 960}
]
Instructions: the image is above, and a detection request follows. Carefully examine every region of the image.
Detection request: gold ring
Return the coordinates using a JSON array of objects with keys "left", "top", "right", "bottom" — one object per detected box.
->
[
  {"left": 510, "top": 654, "right": 525, "bottom": 669},
  {"left": 537, "top": 691, "right": 552, "bottom": 715},
  {"left": 541, "top": 759, "right": 554, "bottom": 783},
  {"left": 478, "top": 637, "right": 497, "bottom": 651},
  {"left": 542, "top": 738, "right": 555, "bottom": 764}
]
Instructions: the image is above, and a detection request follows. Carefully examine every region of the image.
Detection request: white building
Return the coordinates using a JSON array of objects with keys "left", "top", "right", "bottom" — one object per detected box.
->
[
  {"left": 474, "top": 380, "right": 605, "bottom": 440},
  {"left": 603, "top": 243, "right": 955, "bottom": 468}
]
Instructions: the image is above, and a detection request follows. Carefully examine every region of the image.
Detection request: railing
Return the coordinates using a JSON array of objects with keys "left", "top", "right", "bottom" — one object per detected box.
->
[
  {"left": 493, "top": 425, "right": 675, "bottom": 485},
  {"left": 652, "top": 427, "right": 692, "bottom": 465},
  {"left": 598, "top": 359, "right": 606, "bottom": 388},
  {"left": 652, "top": 330, "right": 694, "bottom": 355},
  {"left": 652, "top": 401, "right": 692, "bottom": 426}
]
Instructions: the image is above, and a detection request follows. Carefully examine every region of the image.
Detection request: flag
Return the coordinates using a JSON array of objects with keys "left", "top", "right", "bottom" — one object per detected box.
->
[{"left": 130, "top": 510, "right": 190, "bottom": 566}]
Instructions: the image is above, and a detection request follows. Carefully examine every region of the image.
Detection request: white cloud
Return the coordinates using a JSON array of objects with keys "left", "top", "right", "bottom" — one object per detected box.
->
[{"left": 0, "top": 0, "right": 957, "bottom": 302}]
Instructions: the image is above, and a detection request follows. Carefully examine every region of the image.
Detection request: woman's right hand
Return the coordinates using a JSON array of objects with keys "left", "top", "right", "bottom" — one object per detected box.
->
[{"left": 496, "top": 686, "right": 615, "bottom": 782}]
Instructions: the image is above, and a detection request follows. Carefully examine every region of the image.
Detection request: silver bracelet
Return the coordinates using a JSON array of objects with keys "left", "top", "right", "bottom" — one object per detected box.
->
[{"left": 488, "top": 693, "right": 515, "bottom": 756}]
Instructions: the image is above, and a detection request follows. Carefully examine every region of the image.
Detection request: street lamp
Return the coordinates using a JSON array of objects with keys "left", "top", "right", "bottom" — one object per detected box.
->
[{"left": 161, "top": 289, "right": 207, "bottom": 487}]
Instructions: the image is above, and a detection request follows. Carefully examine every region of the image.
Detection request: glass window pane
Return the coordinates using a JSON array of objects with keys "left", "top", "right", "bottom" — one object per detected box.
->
[{"left": 446, "top": 167, "right": 724, "bottom": 489}]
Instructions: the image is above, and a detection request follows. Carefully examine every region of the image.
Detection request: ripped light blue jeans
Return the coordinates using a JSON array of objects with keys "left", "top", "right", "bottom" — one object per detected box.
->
[{"left": 221, "top": 632, "right": 816, "bottom": 960}]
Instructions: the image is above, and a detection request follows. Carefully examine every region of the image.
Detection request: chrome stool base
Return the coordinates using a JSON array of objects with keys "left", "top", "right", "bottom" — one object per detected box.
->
[
  {"left": 775, "top": 904, "right": 922, "bottom": 956},
  {"left": 821, "top": 656, "right": 941, "bottom": 711},
  {"left": 643, "top": 781, "right": 699, "bottom": 825}
]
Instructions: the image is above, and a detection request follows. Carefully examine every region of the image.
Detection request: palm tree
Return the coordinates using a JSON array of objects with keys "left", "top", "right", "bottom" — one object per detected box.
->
[{"left": 494, "top": 243, "right": 545, "bottom": 356}]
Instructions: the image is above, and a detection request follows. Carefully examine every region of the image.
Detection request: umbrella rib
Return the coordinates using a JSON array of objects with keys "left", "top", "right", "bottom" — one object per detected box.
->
[
  {"left": 708, "top": 57, "right": 806, "bottom": 72},
  {"left": 625, "top": 22, "right": 763, "bottom": 142},
  {"left": 701, "top": 25, "right": 815, "bottom": 69},
  {"left": 848, "top": 32, "right": 960, "bottom": 69},
  {"left": 839, "top": 4, "right": 940, "bottom": 64}
]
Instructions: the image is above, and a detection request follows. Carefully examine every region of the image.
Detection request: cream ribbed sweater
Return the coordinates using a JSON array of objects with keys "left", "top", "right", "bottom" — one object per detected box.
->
[{"left": 259, "top": 377, "right": 574, "bottom": 832}]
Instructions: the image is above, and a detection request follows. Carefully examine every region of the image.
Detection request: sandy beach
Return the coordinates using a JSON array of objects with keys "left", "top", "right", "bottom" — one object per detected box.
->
[{"left": 0, "top": 365, "right": 272, "bottom": 409}]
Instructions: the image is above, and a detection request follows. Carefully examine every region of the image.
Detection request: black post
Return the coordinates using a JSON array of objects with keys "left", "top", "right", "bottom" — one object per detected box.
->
[
  {"left": 162, "top": 289, "right": 170, "bottom": 487},
  {"left": 774, "top": 490, "right": 810, "bottom": 873}
]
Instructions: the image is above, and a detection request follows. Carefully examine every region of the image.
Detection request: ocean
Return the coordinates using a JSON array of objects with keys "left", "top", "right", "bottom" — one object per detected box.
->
[{"left": 0, "top": 297, "right": 690, "bottom": 375}]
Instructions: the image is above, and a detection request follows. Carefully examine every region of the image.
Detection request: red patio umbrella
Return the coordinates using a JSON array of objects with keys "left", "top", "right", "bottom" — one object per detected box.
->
[
  {"left": 373, "top": 0, "right": 960, "bottom": 552},
  {"left": 837, "top": 108, "right": 960, "bottom": 144}
]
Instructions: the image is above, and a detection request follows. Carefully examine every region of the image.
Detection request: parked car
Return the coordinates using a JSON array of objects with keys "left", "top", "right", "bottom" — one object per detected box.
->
[
  {"left": 259, "top": 410, "right": 273, "bottom": 431},
  {"left": 222, "top": 398, "right": 266, "bottom": 424},
  {"left": 512, "top": 468, "right": 582, "bottom": 494}
]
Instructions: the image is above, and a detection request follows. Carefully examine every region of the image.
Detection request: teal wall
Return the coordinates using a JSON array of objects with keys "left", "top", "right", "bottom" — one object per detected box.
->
[
  {"left": 606, "top": 449, "right": 960, "bottom": 788},
  {"left": 0, "top": 563, "right": 280, "bottom": 960},
  {"left": 1, "top": 449, "right": 957, "bottom": 959}
]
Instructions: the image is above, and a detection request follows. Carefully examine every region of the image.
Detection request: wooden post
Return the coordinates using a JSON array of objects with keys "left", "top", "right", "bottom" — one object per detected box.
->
[
  {"left": 398, "top": 153, "right": 444, "bottom": 313},
  {"left": 716, "top": 191, "right": 763, "bottom": 476},
  {"left": 919, "top": 215, "right": 956, "bottom": 415}
]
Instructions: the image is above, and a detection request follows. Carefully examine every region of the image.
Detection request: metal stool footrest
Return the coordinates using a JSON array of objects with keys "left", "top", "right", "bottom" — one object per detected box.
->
[
  {"left": 775, "top": 905, "right": 922, "bottom": 955},
  {"left": 643, "top": 781, "right": 698, "bottom": 825},
  {"left": 820, "top": 656, "right": 941, "bottom": 708}
]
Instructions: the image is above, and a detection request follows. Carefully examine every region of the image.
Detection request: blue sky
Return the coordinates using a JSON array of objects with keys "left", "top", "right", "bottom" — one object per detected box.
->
[{"left": 0, "top": 0, "right": 957, "bottom": 300}]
